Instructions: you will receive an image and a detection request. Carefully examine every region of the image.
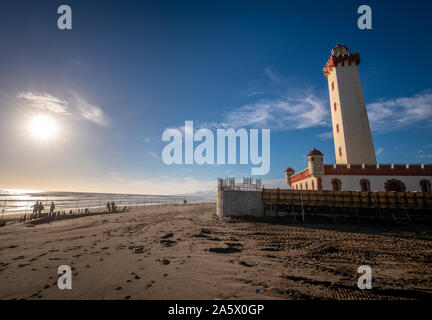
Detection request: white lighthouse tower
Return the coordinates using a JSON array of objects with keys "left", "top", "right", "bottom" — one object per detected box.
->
[{"left": 323, "top": 45, "right": 376, "bottom": 165}]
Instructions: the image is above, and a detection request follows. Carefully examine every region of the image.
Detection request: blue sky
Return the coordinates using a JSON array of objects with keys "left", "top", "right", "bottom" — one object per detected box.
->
[{"left": 0, "top": 0, "right": 431, "bottom": 194}]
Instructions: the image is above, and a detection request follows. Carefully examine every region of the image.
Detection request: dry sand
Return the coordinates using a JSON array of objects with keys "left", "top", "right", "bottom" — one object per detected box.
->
[{"left": 0, "top": 203, "right": 431, "bottom": 300}]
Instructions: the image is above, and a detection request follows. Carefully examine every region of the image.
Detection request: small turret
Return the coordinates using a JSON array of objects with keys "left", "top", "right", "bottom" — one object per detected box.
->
[
  {"left": 307, "top": 148, "right": 325, "bottom": 176},
  {"left": 285, "top": 167, "right": 295, "bottom": 185}
]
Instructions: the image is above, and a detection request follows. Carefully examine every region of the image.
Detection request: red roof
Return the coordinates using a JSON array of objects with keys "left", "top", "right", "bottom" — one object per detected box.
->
[
  {"left": 285, "top": 167, "right": 295, "bottom": 173},
  {"left": 307, "top": 148, "right": 323, "bottom": 157}
]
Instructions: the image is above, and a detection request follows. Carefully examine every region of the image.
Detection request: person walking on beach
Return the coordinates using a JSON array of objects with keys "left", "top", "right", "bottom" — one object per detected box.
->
[
  {"left": 111, "top": 201, "right": 116, "bottom": 212},
  {"left": 37, "top": 201, "right": 44, "bottom": 217},
  {"left": 106, "top": 201, "right": 111, "bottom": 213},
  {"left": 32, "top": 201, "right": 39, "bottom": 219},
  {"left": 49, "top": 202, "right": 55, "bottom": 218}
]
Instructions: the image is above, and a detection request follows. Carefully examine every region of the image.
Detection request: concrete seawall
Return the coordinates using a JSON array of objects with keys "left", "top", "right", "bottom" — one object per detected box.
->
[{"left": 217, "top": 190, "right": 263, "bottom": 218}]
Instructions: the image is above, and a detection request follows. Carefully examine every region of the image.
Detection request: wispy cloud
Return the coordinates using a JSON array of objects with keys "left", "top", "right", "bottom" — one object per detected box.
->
[
  {"left": 376, "top": 147, "right": 384, "bottom": 155},
  {"left": 418, "top": 154, "right": 432, "bottom": 160},
  {"left": 218, "top": 94, "right": 329, "bottom": 130},
  {"left": 368, "top": 91, "right": 432, "bottom": 131},
  {"left": 264, "top": 66, "right": 281, "bottom": 84},
  {"left": 16, "top": 92, "right": 69, "bottom": 115},
  {"left": 74, "top": 95, "right": 109, "bottom": 126},
  {"left": 148, "top": 151, "right": 160, "bottom": 160},
  {"left": 317, "top": 131, "right": 333, "bottom": 140},
  {"left": 16, "top": 91, "right": 109, "bottom": 127}
]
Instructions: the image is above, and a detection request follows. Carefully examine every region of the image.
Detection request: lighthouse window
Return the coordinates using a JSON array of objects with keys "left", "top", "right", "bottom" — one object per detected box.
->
[
  {"left": 332, "top": 82, "right": 334, "bottom": 91},
  {"left": 312, "top": 180, "right": 315, "bottom": 190},
  {"left": 334, "top": 102, "right": 337, "bottom": 112},
  {"left": 336, "top": 124, "right": 339, "bottom": 133},
  {"left": 339, "top": 147, "right": 342, "bottom": 157}
]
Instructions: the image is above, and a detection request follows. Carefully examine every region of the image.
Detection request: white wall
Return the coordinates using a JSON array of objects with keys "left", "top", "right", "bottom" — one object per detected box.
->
[
  {"left": 291, "top": 177, "right": 318, "bottom": 190},
  {"left": 321, "top": 175, "right": 430, "bottom": 192}
]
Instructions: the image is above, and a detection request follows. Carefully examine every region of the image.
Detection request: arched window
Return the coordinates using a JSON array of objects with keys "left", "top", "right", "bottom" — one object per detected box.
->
[
  {"left": 305, "top": 182, "right": 308, "bottom": 190},
  {"left": 385, "top": 179, "right": 406, "bottom": 192},
  {"left": 317, "top": 177, "right": 323, "bottom": 191},
  {"left": 336, "top": 124, "right": 339, "bottom": 133},
  {"left": 334, "top": 102, "right": 337, "bottom": 112},
  {"left": 420, "top": 180, "right": 431, "bottom": 192},
  {"left": 312, "top": 180, "right": 315, "bottom": 190},
  {"left": 339, "top": 147, "right": 342, "bottom": 157},
  {"left": 360, "top": 179, "right": 371, "bottom": 192},
  {"left": 332, "top": 82, "right": 335, "bottom": 91},
  {"left": 331, "top": 178, "right": 342, "bottom": 191},
  {"left": 300, "top": 183, "right": 303, "bottom": 190}
]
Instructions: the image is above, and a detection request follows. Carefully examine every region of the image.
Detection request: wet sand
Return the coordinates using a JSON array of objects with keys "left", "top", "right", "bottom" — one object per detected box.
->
[{"left": 0, "top": 203, "right": 431, "bottom": 300}]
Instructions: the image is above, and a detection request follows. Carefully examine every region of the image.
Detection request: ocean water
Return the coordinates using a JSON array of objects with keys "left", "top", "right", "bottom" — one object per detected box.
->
[{"left": 0, "top": 189, "right": 213, "bottom": 216}]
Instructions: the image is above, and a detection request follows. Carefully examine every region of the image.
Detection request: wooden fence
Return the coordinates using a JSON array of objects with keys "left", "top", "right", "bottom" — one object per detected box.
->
[{"left": 262, "top": 189, "right": 432, "bottom": 221}]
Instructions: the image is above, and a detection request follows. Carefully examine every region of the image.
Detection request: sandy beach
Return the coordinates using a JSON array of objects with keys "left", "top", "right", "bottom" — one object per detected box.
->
[{"left": 0, "top": 203, "right": 431, "bottom": 300}]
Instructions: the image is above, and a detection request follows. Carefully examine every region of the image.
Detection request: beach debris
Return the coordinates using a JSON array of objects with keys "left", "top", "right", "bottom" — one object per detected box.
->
[
  {"left": 156, "top": 258, "right": 170, "bottom": 265},
  {"left": 314, "top": 245, "right": 339, "bottom": 256},
  {"left": 132, "top": 246, "right": 145, "bottom": 254},
  {"left": 160, "top": 239, "right": 177, "bottom": 247},
  {"left": 200, "top": 228, "right": 211, "bottom": 234},
  {"left": 238, "top": 260, "right": 254, "bottom": 267},
  {"left": 208, "top": 247, "right": 241, "bottom": 254},
  {"left": 208, "top": 241, "right": 243, "bottom": 254},
  {"left": 161, "top": 232, "right": 174, "bottom": 239}
]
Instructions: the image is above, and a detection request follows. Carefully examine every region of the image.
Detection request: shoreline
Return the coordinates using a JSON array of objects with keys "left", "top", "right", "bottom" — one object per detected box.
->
[{"left": 0, "top": 203, "right": 431, "bottom": 300}]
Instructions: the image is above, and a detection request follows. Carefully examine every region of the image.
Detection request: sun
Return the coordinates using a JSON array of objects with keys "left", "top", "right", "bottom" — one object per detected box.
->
[{"left": 27, "top": 115, "right": 58, "bottom": 142}]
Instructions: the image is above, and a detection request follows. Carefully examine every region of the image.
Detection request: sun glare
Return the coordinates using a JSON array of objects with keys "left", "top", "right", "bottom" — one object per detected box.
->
[{"left": 27, "top": 115, "right": 58, "bottom": 142}]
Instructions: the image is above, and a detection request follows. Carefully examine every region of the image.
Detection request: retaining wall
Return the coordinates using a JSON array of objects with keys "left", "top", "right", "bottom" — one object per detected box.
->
[{"left": 217, "top": 190, "right": 264, "bottom": 218}]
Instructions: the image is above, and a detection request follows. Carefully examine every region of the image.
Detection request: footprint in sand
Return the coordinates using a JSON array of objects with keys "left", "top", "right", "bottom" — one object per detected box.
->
[
  {"left": 18, "top": 263, "right": 30, "bottom": 267},
  {"left": 12, "top": 256, "right": 25, "bottom": 260}
]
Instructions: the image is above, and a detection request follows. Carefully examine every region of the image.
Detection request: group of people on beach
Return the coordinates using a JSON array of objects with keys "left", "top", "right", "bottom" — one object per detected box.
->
[
  {"left": 31, "top": 201, "right": 55, "bottom": 218},
  {"left": 29, "top": 200, "right": 118, "bottom": 219},
  {"left": 106, "top": 201, "right": 117, "bottom": 213}
]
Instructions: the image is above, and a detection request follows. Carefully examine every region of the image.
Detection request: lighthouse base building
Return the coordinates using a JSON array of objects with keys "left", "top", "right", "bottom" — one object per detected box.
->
[
  {"left": 285, "top": 45, "right": 432, "bottom": 193},
  {"left": 285, "top": 150, "right": 432, "bottom": 193}
]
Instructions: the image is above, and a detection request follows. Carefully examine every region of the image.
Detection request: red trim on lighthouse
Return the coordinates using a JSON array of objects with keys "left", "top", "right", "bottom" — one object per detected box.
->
[{"left": 323, "top": 53, "right": 361, "bottom": 78}]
